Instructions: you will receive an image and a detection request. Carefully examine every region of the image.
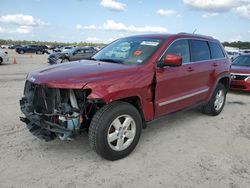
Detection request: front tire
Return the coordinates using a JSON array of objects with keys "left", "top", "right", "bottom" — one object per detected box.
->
[
  {"left": 202, "top": 83, "right": 226, "bottom": 116},
  {"left": 61, "top": 58, "right": 69, "bottom": 63},
  {"left": 89, "top": 101, "right": 142, "bottom": 161}
]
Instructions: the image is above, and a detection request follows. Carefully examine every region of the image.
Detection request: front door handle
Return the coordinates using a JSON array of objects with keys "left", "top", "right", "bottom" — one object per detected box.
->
[
  {"left": 212, "top": 63, "right": 218, "bottom": 67},
  {"left": 187, "top": 67, "right": 194, "bottom": 72}
]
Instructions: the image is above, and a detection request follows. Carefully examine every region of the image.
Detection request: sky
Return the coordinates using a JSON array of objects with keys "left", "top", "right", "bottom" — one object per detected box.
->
[{"left": 0, "top": 0, "right": 250, "bottom": 43}]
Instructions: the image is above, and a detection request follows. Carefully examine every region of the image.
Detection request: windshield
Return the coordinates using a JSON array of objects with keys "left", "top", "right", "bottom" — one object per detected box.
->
[
  {"left": 232, "top": 56, "right": 250, "bottom": 66},
  {"left": 92, "top": 37, "right": 163, "bottom": 65}
]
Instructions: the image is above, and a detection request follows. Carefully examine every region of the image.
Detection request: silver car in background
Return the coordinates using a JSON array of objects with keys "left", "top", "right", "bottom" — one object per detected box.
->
[{"left": 48, "top": 47, "right": 98, "bottom": 64}]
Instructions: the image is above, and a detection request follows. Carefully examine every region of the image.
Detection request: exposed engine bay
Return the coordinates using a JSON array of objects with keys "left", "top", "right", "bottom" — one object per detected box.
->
[{"left": 20, "top": 81, "right": 103, "bottom": 141}]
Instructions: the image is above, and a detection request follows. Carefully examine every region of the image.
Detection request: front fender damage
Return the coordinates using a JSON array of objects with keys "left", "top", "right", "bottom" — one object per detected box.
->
[{"left": 20, "top": 81, "right": 104, "bottom": 141}]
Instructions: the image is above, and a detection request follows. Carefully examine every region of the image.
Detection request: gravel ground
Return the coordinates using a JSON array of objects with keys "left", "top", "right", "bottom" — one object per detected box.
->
[{"left": 0, "top": 50, "right": 250, "bottom": 188}]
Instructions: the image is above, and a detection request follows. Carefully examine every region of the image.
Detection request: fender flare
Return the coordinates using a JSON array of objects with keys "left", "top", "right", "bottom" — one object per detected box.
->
[{"left": 207, "top": 73, "right": 230, "bottom": 102}]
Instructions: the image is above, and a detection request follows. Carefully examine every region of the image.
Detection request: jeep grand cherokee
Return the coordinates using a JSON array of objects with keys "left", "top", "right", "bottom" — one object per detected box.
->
[{"left": 20, "top": 33, "right": 231, "bottom": 160}]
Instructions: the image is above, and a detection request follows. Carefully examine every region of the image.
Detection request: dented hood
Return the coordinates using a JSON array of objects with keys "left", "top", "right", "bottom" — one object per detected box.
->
[{"left": 27, "top": 60, "right": 138, "bottom": 89}]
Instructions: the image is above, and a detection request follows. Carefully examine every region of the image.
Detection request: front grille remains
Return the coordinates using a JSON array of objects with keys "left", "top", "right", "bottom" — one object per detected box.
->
[
  {"left": 24, "top": 81, "right": 58, "bottom": 114},
  {"left": 231, "top": 74, "right": 249, "bottom": 81},
  {"left": 20, "top": 81, "right": 102, "bottom": 141}
]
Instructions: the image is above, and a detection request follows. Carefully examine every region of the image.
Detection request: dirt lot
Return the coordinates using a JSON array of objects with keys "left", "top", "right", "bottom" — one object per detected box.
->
[{"left": 0, "top": 50, "right": 250, "bottom": 188}]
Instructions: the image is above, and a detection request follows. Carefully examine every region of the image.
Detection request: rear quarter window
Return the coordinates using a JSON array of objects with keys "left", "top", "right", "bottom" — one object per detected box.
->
[
  {"left": 190, "top": 40, "right": 211, "bottom": 62},
  {"left": 209, "top": 42, "right": 225, "bottom": 59}
]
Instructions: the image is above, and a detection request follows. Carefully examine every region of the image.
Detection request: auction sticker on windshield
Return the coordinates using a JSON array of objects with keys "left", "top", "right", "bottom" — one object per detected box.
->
[
  {"left": 134, "top": 50, "right": 142, "bottom": 56},
  {"left": 140, "top": 41, "right": 159, "bottom": 46}
]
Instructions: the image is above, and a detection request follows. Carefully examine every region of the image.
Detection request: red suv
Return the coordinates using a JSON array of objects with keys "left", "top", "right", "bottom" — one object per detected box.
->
[
  {"left": 20, "top": 33, "right": 231, "bottom": 160},
  {"left": 230, "top": 55, "right": 250, "bottom": 91}
]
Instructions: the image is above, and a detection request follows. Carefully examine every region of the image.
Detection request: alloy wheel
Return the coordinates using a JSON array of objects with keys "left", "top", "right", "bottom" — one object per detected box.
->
[
  {"left": 214, "top": 89, "right": 225, "bottom": 111},
  {"left": 107, "top": 115, "right": 136, "bottom": 151}
]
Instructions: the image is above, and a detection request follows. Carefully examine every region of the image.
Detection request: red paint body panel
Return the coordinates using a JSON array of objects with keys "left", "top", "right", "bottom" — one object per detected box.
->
[
  {"left": 230, "top": 79, "right": 250, "bottom": 91},
  {"left": 163, "top": 54, "right": 182, "bottom": 66},
  {"left": 27, "top": 61, "right": 139, "bottom": 89},
  {"left": 85, "top": 63, "right": 156, "bottom": 120},
  {"left": 230, "top": 65, "right": 250, "bottom": 91},
  {"left": 26, "top": 33, "right": 231, "bottom": 121},
  {"left": 154, "top": 37, "right": 230, "bottom": 118}
]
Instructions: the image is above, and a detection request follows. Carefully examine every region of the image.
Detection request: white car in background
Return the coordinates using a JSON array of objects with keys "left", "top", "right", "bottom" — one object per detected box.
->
[
  {"left": 0, "top": 49, "right": 9, "bottom": 65},
  {"left": 1, "top": 45, "right": 9, "bottom": 49},
  {"left": 226, "top": 51, "right": 239, "bottom": 60}
]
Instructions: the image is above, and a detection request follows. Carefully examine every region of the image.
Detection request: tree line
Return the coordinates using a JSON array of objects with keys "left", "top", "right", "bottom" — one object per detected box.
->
[{"left": 222, "top": 41, "right": 250, "bottom": 49}]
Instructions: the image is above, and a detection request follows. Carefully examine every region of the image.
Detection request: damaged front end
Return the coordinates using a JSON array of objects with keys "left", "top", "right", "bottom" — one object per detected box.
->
[{"left": 20, "top": 81, "right": 102, "bottom": 141}]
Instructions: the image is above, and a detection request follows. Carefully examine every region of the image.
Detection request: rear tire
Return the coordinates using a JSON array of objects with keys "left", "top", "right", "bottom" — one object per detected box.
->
[
  {"left": 0, "top": 57, "right": 2, "bottom": 65},
  {"left": 202, "top": 83, "right": 226, "bottom": 116},
  {"left": 19, "top": 50, "right": 24, "bottom": 54},
  {"left": 89, "top": 101, "right": 142, "bottom": 161}
]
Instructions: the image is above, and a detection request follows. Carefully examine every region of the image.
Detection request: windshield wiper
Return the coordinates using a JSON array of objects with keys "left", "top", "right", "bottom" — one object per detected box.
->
[{"left": 98, "top": 58, "right": 122, "bottom": 64}]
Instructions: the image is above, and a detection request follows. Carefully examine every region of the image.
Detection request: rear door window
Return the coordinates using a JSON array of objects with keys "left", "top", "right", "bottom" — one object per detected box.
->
[
  {"left": 190, "top": 40, "right": 211, "bottom": 62},
  {"left": 209, "top": 42, "right": 225, "bottom": 59}
]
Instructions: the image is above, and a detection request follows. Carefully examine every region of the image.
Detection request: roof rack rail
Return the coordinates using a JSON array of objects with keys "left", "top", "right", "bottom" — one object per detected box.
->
[{"left": 177, "top": 32, "right": 213, "bottom": 39}]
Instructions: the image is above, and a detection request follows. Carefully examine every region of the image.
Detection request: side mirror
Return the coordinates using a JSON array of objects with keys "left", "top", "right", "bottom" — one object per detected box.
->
[{"left": 159, "top": 53, "right": 182, "bottom": 67}]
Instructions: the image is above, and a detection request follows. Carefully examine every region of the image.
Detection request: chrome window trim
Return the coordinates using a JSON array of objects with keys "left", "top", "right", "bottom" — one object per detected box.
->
[
  {"left": 158, "top": 37, "right": 226, "bottom": 65},
  {"left": 184, "top": 57, "right": 227, "bottom": 65},
  {"left": 159, "top": 88, "right": 209, "bottom": 107}
]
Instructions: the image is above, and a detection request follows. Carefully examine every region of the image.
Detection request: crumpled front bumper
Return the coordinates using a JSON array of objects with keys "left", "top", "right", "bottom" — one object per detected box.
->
[
  {"left": 47, "top": 57, "right": 59, "bottom": 64},
  {"left": 20, "top": 97, "right": 73, "bottom": 141}
]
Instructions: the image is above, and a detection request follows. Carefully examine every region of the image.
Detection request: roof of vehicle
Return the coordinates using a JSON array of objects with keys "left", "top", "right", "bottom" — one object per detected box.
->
[
  {"left": 78, "top": 46, "right": 95, "bottom": 49},
  {"left": 239, "top": 54, "right": 250, "bottom": 56},
  {"left": 62, "top": 46, "right": 74, "bottom": 48},
  {"left": 125, "top": 33, "right": 217, "bottom": 41}
]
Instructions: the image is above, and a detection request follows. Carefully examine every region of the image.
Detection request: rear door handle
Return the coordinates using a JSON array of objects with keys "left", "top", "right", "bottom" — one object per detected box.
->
[{"left": 187, "top": 67, "right": 194, "bottom": 72}]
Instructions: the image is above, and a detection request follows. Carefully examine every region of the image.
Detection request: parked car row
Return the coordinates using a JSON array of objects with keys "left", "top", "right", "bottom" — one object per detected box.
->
[
  {"left": 0, "top": 45, "right": 98, "bottom": 65},
  {"left": 16, "top": 45, "right": 49, "bottom": 54},
  {"left": 48, "top": 46, "right": 98, "bottom": 64},
  {"left": 226, "top": 50, "right": 250, "bottom": 61},
  {"left": 1, "top": 44, "right": 49, "bottom": 50}
]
